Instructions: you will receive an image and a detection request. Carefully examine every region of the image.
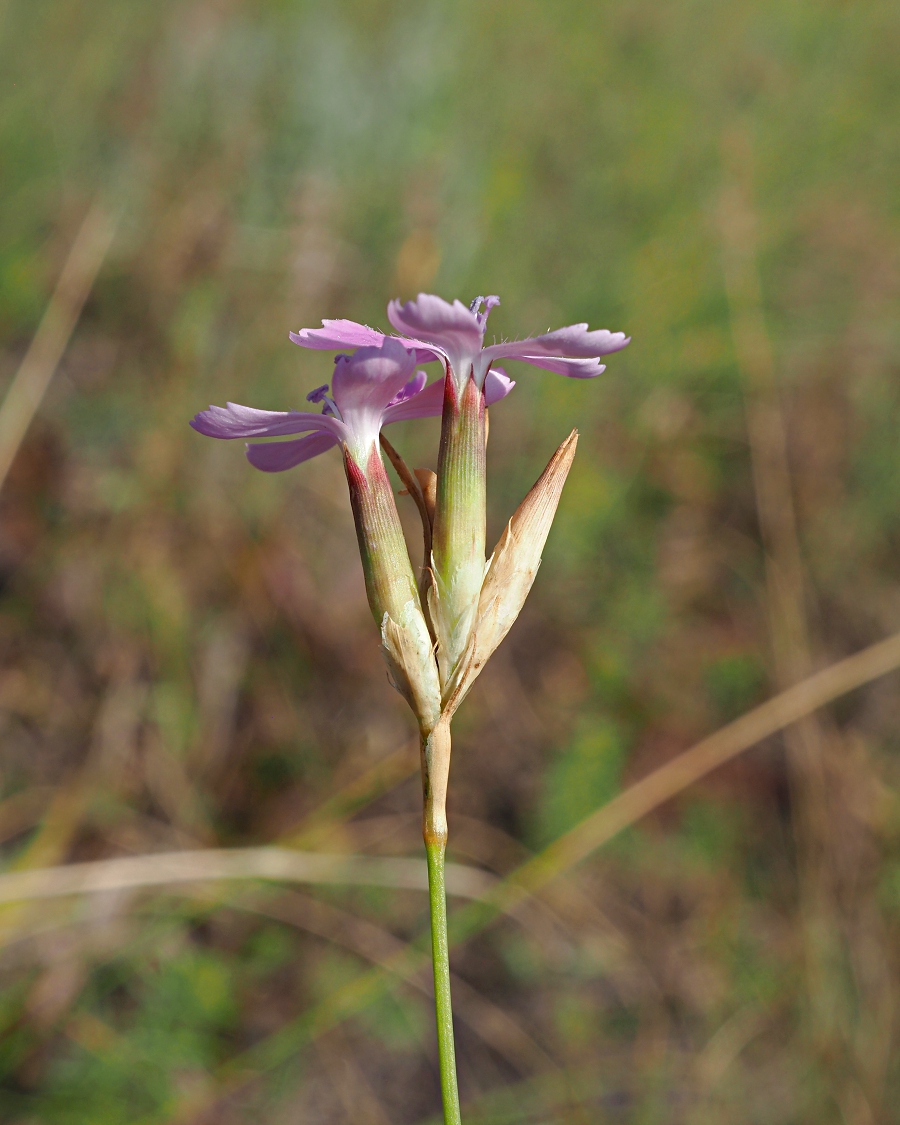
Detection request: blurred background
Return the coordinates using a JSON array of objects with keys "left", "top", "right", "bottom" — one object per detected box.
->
[{"left": 1, "top": 0, "right": 899, "bottom": 1121}]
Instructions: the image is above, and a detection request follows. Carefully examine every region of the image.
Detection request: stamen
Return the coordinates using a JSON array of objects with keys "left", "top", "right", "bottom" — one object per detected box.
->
[
  {"left": 470, "top": 294, "right": 501, "bottom": 331},
  {"left": 306, "top": 384, "right": 339, "bottom": 417}
]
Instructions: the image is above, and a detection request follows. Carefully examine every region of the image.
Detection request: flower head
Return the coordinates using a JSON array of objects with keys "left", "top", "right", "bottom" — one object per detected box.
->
[
  {"left": 190, "top": 338, "right": 514, "bottom": 473},
  {"left": 291, "top": 293, "right": 630, "bottom": 394},
  {"left": 279, "top": 293, "right": 628, "bottom": 688},
  {"left": 388, "top": 293, "right": 630, "bottom": 392}
]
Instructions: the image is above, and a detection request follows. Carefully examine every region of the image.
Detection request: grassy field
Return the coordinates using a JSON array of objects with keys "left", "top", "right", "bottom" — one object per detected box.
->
[{"left": 1, "top": 0, "right": 900, "bottom": 1121}]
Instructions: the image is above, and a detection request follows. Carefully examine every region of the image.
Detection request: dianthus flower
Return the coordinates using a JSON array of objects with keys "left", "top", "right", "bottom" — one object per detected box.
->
[
  {"left": 193, "top": 340, "right": 452, "bottom": 728},
  {"left": 192, "top": 293, "right": 629, "bottom": 1125},
  {"left": 190, "top": 338, "right": 513, "bottom": 473},
  {"left": 291, "top": 294, "right": 629, "bottom": 682},
  {"left": 292, "top": 293, "right": 629, "bottom": 387}
]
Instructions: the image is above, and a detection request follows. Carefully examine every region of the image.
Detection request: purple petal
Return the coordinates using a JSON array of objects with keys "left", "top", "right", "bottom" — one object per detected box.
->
[
  {"left": 511, "top": 355, "right": 607, "bottom": 379},
  {"left": 329, "top": 338, "right": 419, "bottom": 451},
  {"left": 387, "top": 369, "right": 428, "bottom": 407},
  {"left": 484, "top": 325, "right": 630, "bottom": 362},
  {"left": 484, "top": 366, "right": 516, "bottom": 404},
  {"left": 383, "top": 377, "right": 445, "bottom": 425},
  {"left": 533, "top": 325, "right": 630, "bottom": 357},
  {"left": 290, "top": 319, "right": 387, "bottom": 351},
  {"left": 190, "top": 402, "right": 341, "bottom": 440},
  {"left": 290, "top": 315, "right": 443, "bottom": 366},
  {"left": 387, "top": 293, "right": 483, "bottom": 375},
  {"left": 331, "top": 339, "right": 418, "bottom": 418},
  {"left": 388, "top": 293, "right": 481, "bottom": 342},
  {"left": 246, "top": 431, "right": 339, "bottom": 472},
  {"left": 382, "top": 365, "right": 517, "bottom": 426}
]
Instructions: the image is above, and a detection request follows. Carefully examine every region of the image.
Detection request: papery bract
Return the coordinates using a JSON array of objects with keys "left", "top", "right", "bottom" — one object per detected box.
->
[{"left": 444, "top": 429, "right": 579, "bottom": 715}]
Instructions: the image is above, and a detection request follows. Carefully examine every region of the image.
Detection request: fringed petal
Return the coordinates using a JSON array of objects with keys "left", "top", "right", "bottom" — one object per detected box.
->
[
  {"left": 190, "top": 402, "right": 342, "bottom": 440},
  {"left": 511, "top": 355, "right": 607, "bottom": 379},
  {"left": 484, "top": 367, "right": 516, "bottom": 403},
  {"left": 290, "top": 319, "right": 386, "bottom": 350},
  {"left": 387, "top": 293, "right": 482, "bottom": 380},
  {"left": 383, "top": 377, "right": 445, "bottom": 425},
  {"left": 483, "top": 326, "right": 630, "bottom": 363},
  {"left": 290, "top": 319, "right": 442, "bottom": 366},
  {"left": 245, "top": 431, "right": 339, "bottom": 472}
]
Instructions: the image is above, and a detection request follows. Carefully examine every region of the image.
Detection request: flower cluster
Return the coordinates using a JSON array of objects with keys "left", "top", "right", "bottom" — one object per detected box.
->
[{"left": 191, "top": 292, "right": 628, "bottom": 755}]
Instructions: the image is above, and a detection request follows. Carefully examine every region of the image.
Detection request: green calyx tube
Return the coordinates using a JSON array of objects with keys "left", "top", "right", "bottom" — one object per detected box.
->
[{"left": 429, "top": 370, "right": 487, "bottom": 691}]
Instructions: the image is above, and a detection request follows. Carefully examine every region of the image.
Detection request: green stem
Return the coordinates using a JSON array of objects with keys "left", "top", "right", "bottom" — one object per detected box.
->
[
  {"left": 426, "top": 837, "right": 462, "bottom": 1125},
  {"left": 421, "top": 719, "right": 460, "bottom": 1123}
]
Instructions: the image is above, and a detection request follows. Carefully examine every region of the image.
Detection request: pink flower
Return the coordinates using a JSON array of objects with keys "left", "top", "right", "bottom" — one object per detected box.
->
[
  {"left": 293, "top": 293, "right": 629, "bottom": 392},
  {"left": 191, "top": 338, "right": 515, "bottom": 473}
]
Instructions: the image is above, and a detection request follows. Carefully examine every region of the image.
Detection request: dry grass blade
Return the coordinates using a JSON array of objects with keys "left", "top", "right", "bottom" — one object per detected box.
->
[
  {"left": 4, "top": 629, "right": 898, "bottom": 912},
  {"left": 0, "top": 847, "right": 495, "bottom": 906},
  {"left": 238, "top": 630, "right": 900, "bottom": 1113},
  {"left": 237, "top": 887, "right": 555, "bottom": 1076},
  {"left": 0, "top": 200, "right": 117, "bottom": 494},
  {"left": 279, "top": 740, "right": 419, "bottom": 849},
  {"left": 4, "top": 632, "right": 898, "bottom": 921},
  {"left": 490, "top": 629, "right": 900, "bottom": 909},
  {"left": 124, "top": 629, "right": 900, "bottom": 1125}
]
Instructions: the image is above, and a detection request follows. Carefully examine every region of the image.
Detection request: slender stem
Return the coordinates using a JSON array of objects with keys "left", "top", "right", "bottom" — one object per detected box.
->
[
  {"left": 379, "top": 431, "right": 433, "bottom": 563},
  {"left": 379, "top": 431, "right": 436, "bottom": 628},
  {"left": 421, "top": 718, "right": 460, "bottom": 1124},
  {"left": 426, "top": 838, "right": 461, "bottom": 1125}
]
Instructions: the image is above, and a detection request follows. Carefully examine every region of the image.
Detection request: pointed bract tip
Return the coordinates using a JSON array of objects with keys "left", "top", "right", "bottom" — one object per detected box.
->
[
  {"left": 552, "top": 428, "right": 578, "bottom": 465},
  {"left": 508, "top": 428, "right": 578, "bottom": 534}
]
